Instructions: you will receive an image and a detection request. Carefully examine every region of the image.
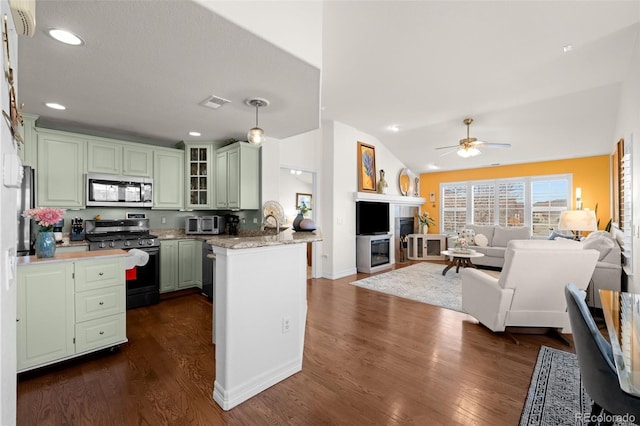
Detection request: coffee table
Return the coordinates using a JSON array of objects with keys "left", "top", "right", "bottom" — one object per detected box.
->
[{"left": 440, "top": 250, "right": 485, "bottom": 275}]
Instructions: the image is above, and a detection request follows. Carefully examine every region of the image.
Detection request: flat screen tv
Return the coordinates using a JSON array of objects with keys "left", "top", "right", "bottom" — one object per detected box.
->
[{"left": 356, "top": 201, "right": 390, "bottom": 235}]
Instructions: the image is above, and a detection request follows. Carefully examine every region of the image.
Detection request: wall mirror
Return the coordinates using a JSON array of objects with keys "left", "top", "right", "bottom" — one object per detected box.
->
[{"left": 399, "top": 168, "right": 416, "bottom": 196}]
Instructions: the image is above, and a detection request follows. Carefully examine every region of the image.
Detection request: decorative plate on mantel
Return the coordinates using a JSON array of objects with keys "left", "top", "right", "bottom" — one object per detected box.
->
[{"left": 262, "top": 200, "right": 286, "bottom": 227}]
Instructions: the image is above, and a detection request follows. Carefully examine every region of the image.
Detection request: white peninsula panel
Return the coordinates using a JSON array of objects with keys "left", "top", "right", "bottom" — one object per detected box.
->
[{"left": 208, "top": 231, "right": 321, "bottom": 410}]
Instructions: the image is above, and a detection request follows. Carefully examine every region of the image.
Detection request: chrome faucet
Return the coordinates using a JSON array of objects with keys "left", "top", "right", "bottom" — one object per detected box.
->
[{"left": 261, "top": 214, "right": 280, "bottom": 234}]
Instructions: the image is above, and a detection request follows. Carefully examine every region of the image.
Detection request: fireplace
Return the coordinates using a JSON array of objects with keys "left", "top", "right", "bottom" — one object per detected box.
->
[
  {"left": 356, "top": 234, "right": 391, "bottom": 273},
  {"left": 394, "top": 205, "right": 418, "bottom": 263}
]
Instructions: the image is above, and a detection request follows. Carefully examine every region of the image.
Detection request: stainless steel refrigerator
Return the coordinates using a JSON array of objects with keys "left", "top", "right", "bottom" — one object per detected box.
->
[{"left": 17, "top": 165, "right": 35, "bottom": 256}]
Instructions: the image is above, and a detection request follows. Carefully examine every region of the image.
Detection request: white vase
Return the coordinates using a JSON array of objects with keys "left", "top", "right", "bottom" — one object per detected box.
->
[{"left": 422, "top": 225, "right": 429, "bottom": 234}]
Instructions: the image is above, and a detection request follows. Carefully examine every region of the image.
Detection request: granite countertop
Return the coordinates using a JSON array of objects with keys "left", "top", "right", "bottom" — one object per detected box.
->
[
  {"left": 206, "top": 229, "right": 323, "bottom": 249},
  {"left": 18, "top": 249, "right": 127, "bottom": 266}
]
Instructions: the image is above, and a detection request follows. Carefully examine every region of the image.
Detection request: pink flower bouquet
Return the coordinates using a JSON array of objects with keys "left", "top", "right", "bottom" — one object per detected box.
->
[{"left": 23, "top": 208, "right": 65, "bottom": 231}]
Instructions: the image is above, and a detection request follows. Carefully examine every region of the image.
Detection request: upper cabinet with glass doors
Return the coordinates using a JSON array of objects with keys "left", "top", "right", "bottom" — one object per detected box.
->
[{"left": 182, "top": 142, "right": 212, "bottom": 209}]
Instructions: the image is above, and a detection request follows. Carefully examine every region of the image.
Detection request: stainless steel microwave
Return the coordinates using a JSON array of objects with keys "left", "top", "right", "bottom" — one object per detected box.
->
[
  {"left": 86, "top": 173, "right": 153, "bottom": 207},
  {"left": 186, "top": 216, "right": 225, "bottom": 235}
]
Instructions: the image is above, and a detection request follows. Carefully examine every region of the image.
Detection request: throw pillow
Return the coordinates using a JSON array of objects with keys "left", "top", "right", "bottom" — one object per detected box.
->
[
  {"left": 459, "top": 228, "right": 476, "bottom": 245},
  {"left": 583, "top": 233, "right": 615, "bottom": 261},
  {"left": 474, "top": 233, "right": 488, "bottom": 247},
  {"left": 464, "top": 224, "right": 495, "bottom": 246}
]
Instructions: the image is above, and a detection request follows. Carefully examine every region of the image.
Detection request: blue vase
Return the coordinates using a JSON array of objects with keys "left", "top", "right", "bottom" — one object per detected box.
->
[{"left": 35, "top": 231, "right": 56, "bottom": 258}]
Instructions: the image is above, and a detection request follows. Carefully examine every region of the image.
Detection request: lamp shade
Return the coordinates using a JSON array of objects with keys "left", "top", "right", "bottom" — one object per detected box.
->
[{"left": 558, "top": 210, "right": 597, "bottom": 232}]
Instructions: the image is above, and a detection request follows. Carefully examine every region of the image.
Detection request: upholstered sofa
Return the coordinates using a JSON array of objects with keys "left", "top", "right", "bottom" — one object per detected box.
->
[
  {"left": 555, "top": 231, "right": 622, "bottom": 309},
  {"left": 453, "top": 224, "right": 531, "bottom": 268}
]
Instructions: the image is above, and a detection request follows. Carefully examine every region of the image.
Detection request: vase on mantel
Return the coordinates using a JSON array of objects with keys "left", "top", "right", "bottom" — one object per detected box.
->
[
  {"left": 35, "top": 231, "right": 56, "bottom": 258},
  {"left": 422, "top": 225, "right": 429, "bottom": 234}
]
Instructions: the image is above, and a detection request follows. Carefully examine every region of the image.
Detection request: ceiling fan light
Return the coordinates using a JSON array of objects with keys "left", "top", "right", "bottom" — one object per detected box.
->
[
  {"left": 468, "top": 147, "right": 481, "bottom": 157},
  {"left": 247, "top": 127, "right": 265, "bottom": 145},
  {"left": 457, "top": 147, "right": 481, "bottom": 158},
  {"left": 457, "top": 148, "right": 472, "bottom": 158}
]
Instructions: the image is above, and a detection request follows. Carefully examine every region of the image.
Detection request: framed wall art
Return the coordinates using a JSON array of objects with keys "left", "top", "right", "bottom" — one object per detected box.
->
[
  {"left": 296, "top": 192, "right": 312, "bottom": 212},
  {"left": 357, "top": 142, "right": 376, "bottom": 192}
]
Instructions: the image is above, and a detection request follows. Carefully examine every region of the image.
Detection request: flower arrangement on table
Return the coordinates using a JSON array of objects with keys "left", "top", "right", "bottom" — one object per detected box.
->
[
  {"left": 453, "top": 237, "right": 471, "bottom": 252},
  {"left": 23, "top": 207, "right": 65, "bottom": 231}
]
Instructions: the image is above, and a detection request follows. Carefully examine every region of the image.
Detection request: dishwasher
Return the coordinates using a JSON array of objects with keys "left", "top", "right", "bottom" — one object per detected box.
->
[{"left": 202, "top": 242, "right": 215, "bottom": 301}]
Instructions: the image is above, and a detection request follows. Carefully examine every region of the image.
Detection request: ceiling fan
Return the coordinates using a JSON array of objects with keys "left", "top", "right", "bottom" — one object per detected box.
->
[{"left": 437, "top": 118, "right": 511, "bottom": 158}]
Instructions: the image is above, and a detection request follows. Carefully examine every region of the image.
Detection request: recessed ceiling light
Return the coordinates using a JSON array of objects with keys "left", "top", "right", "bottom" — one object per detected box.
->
[
  {"left": 563, "top": 44, "right": 573, "bottom": 53},
  {"left": 188, "top": 131, "right": 201, "bottom": 137},
  {"left": 427, "top": 164, "right": 440, "bottom": 170},
  {"left": 45, "top": 102, "right": 66, "bottom": 110},
  {"left": 47, "top": 28, "right": 84, "bottom": 46},
  {"left": 388, "top": 125, "right": 400, "bottom": 132}
]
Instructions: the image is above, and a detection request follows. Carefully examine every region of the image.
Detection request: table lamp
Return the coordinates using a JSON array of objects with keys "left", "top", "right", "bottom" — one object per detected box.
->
[{"left": 558, "top": 210, "right": 597, "bottom": 240}]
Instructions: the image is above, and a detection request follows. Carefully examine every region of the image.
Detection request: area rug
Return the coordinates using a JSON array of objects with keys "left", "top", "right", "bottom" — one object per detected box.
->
[
  {"left": 520, "top": 346, "right": 634, "bottom": 426},
  {"left": 350, "top": 262, "right": 463, "bottom": 312}
]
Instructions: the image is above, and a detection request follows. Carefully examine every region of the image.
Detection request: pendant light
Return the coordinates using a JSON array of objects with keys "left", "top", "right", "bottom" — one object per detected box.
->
[{"left": 245, "top": 97, "right": 270, "bottom": 145}]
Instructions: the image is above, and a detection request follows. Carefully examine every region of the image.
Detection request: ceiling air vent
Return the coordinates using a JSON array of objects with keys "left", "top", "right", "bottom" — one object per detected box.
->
[{"left": 201, "top": 95, "right": 231, "bottom": 110}]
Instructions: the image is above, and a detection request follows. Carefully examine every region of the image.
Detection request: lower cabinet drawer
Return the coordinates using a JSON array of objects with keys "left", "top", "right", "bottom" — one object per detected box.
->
[
  {"left": 75, "top": 286, "right": 125, "bottom": 322},
  {"left": 75, "top": 314, "right": 125, "bottom": 353}
]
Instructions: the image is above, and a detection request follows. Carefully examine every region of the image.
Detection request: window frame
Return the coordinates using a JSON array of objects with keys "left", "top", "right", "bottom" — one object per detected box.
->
[{"left": 440, "top": 173, "right": 572, "bottom": 235}]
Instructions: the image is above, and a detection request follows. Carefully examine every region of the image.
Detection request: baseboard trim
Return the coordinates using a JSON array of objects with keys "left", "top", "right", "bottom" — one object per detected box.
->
[{"left": 213, "top": 358, "right": 302, "bottom": 410}]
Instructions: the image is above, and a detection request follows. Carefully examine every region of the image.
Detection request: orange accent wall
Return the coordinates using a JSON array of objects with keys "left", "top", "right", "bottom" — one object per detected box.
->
[{"left": 419, "top": 155, "right": 610, "bottom": 230}]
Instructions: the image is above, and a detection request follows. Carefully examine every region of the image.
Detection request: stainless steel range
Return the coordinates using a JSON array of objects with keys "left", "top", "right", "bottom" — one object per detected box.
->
[{"left": 85, "top": 219, "right": 160, "bottom": 309}]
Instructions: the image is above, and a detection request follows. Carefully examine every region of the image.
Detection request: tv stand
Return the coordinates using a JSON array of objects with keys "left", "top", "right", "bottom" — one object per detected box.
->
[{"left": 356, "top": 234, "right": 392, "bottom": 273}]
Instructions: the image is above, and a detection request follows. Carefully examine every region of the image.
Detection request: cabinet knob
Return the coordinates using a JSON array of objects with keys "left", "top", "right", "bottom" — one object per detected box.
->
[
  {"left": 99, "top": 272, "right": 104, "bottom": 276},
  {"left": 99, "top": 331, "right": 104, "bottom": 335},
  {"left": 16, "top": 318, "right": 19, "bottom": 322},
  {"left": 99, "top": 301, "right": 104, "bottom": 305}
]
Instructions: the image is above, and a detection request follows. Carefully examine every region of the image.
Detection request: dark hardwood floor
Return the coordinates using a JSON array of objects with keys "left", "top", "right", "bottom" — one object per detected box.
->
[{"left": 17, "top": 263, "right": 571, "bottom": 425}]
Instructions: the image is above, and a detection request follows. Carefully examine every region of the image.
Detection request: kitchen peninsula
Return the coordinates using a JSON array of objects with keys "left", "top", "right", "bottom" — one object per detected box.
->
[{"left": 207, "top": 230, "right": 322, "bottom": 410}]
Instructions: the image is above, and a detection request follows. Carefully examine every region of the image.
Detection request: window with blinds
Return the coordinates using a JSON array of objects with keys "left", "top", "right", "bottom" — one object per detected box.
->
[
  {"left": 442, "top": 184, "right": 467, "bottom": 233},
  {"left": 498, "top": 182, "right": 525, "bottom": 226},
  {"left": 531, "top": 178, "right": 569, "bottom": 235},
  {"left": 621, "top": 147, "right": 632, "bottom": 273},
  {"left": 440, "top": 174, "right": 570, "bottom": 235},
  {"left": 472, "top": 184, "right": 494, "bottom": 225}
]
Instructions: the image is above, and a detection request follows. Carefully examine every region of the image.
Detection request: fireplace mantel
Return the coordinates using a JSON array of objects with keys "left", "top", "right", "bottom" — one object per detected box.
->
[{"left": 353, "top": 192, "right": 425, "bottom": 207}]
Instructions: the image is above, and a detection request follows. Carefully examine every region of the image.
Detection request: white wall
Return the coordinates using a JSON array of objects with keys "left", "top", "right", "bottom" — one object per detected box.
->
[
  {"left": 321, "top": 120, "right": 407, "bottom": 279},
  {"left": 613, "top": 28, "right": 640, "bottom": 292},
  {"left": 0, "top": 0, "right": 18, "bottom": 422},
  {"left": 195, "top": 0, "right": 323, "bottom": 69}
]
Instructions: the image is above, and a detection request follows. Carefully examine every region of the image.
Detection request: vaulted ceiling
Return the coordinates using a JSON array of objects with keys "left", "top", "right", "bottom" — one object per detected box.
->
[{"left": 17, "top": 1, "right": 640, "bottom": 173}]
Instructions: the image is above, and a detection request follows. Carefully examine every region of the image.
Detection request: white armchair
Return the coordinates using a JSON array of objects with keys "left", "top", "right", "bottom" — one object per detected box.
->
[{"left": 461, "top": 240, "right": 599, "bottom": 333}]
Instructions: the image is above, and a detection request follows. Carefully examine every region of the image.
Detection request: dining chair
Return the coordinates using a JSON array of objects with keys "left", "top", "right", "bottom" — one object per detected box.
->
[{"left": 565, "top": 283, "right": 640, "bottom": 423}]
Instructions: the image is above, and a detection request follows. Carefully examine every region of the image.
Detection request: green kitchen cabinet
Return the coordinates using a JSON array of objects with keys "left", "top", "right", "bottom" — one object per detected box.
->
[
  {"left": 153, "top": 148, "right": 184, "bottom": 210},
  {"left": 37, "top": 129, "right": 86, "bottom": 208},
  {"left": 182, "top": 142, "right": 213, "bottom": 209},
  {"left": 17, "top": 256, "right": 127, "bottom": 373},
  {"left": 160, "top": 240, "right": 178, "bottom": 293},
  {"left": 123, "top": 144, "right": 153, "bottom": 177},
  {"left": 17, "top": 113, "right": 38, "bottom": 167},
  {"left": 87, "top": 140, "right": 123, "bottom": 175},
  {"left": 178, "top": 240, "right": 202, "bottom": 289},
  {"left": 160, "top": 240, "right": 202, "bottom": 292},
  {"left": 17, "top": 262, "right": 75, "bottom": 372},
  {"left": 214, "top": 142, "right": 259, "bottom": 210},
  {"left": 88, "top": 139, "right": 153, "bottom": 178}
]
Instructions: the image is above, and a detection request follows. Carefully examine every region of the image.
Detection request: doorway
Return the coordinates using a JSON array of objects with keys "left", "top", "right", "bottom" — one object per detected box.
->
[{"left": 279, "top": 167, "right": 316, "bottom": 278}]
